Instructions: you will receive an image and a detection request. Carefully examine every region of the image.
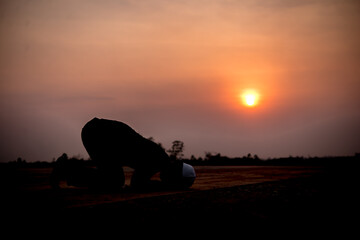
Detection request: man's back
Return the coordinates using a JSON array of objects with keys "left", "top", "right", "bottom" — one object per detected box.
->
[{"left": 81, "top": 118, "right": 171, "bottom": 187}]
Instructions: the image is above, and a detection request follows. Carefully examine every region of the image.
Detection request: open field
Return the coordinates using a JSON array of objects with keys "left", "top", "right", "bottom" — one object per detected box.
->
[{"left": 0, "top": 164, "right": 357, "bottom": 225}]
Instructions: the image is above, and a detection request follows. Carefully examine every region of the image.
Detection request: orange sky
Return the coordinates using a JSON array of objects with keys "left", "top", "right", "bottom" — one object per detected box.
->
[{"left": 1, "top": 0, "right": 360, "bottom": 161}]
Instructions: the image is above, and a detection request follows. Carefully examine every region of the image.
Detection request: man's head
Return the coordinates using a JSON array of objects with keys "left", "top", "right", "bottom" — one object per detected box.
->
[{"left": 160, "top": 161, "right": 196, "bottom": 189}]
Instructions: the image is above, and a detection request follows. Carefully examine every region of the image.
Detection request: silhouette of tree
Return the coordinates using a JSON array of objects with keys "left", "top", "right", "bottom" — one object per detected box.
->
[
  {"left": 167, "top": 140, "right": 184, "bottom": 160},
  {"left": 56, "top": 153, "right": 69, "bottom": 163},
  {"left": 16, "top": 157, "right": 26, "bottom": 164},
  {"left": 204, "top": 152, "right": 215, "bottom": 161}
]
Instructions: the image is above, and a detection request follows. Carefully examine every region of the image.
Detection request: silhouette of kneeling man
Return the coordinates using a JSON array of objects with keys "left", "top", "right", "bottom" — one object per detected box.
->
[{"left": 51, "top": 118, "right": 196, "bottom": 191}]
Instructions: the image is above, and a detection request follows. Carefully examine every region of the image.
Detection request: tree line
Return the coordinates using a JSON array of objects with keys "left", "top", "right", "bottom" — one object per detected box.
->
[{"left": 2, "top": 139, "right": 359, "bottom": 167}]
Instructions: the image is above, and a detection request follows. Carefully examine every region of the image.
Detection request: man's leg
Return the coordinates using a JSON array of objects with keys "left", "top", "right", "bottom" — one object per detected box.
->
[
  {"left": 130, "top": 168, "right": 160, "bottom": 190},
  {"left": 97, "top": 164, "right": 125, "bottom": 190},
  {"left": 50, "top": 158, "right": 99, "bottom": 189}
]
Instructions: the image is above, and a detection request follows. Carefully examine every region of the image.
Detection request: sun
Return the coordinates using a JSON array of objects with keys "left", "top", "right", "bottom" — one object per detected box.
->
[{"left": 240, "top": 89, "right": 260, "bottom": 107}]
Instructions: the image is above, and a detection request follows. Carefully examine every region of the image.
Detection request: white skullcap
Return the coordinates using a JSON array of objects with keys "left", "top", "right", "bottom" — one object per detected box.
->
[{"left": 182, "top": 163, "right": 196, "bottom": 187}]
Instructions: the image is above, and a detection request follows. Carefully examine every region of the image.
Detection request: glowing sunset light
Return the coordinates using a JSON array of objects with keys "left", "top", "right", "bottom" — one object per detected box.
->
[
  {"left": 241, "top": 89, "right": 260, "bottom": 107},
  {"left": 0, "top": 0, "right": 359, "bottom": 162}
]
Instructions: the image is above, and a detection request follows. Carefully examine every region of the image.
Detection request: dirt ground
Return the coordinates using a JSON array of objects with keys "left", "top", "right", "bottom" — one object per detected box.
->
[
  {"left": 0, "top": 165, "right": 357, "bottom": 226},
  {"left": 1, "top": 166, "right": 322, "bottom": 206}
]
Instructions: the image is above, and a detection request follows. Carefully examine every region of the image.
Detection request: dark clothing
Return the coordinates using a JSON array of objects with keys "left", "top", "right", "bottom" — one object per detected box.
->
[{"left": 81, "top": 118, "right": 171, "bottom": 188}]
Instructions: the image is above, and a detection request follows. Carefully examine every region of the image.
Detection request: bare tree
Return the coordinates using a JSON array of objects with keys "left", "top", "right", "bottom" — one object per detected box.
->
[{"left": 167, "top": 140, "right": 184, "bottom": 160}]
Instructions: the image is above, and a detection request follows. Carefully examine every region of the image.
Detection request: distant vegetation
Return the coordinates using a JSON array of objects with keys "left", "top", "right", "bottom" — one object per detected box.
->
[
  {"left": 2, "top": 138, "right": 359, "bottom": 167},
  {"left": 184, "top": 152, "right": 360, "bottom": 166},
  {"left": 2, "top": 152, "right": 359, "bottom": 168}
]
